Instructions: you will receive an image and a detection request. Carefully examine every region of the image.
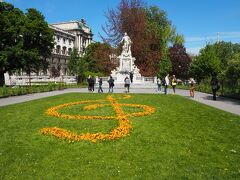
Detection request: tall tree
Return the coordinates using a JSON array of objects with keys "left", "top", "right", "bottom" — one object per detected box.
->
[
  {"left": 169, "top": 44, "right": 192, "bottom": 79},
  {"left": 22, "top": 8, "right": 54, "bottom": 75},
  {"left": 92, "top": 43, "right": 116, "bottom": 74},
  {"left": 0, "top": 2, "right": 54, "bottom": 86},
  {"left": 102, "top": 0, "right": 184, "bottom": 76},
  {"left": 0, "top": 2, "right": 25, "bottom": 86},
  {"left": 68, "top": 48, "right": 88, "bottom": 83},
  {"left": 214, "top": 41, "right": 240, "bottom": 68},
  {"left": 225, "top": 53, "right": 240, "bottom": 86},
  {"left": 68, "top": 48, "right": 79, "bottom": 75},
  {"left": 190, "top": 45, "right": 221, "bottom": 82},
  {"left": 79, "top": 42, "right": 116, "bottom": 75},
  {"left": 158, "top": 47, "right": 172, "bottom": 78}
]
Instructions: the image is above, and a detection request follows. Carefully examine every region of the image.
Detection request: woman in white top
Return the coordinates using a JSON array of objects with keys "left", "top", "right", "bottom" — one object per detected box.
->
[{"left": 164, "top": 74, "right": 169, "bottom": 94}]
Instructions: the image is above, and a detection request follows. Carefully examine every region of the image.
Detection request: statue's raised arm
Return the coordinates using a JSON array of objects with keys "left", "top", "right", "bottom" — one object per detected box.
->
[{"left": 120, "top": 32, "right": 132, "bottom": 57}]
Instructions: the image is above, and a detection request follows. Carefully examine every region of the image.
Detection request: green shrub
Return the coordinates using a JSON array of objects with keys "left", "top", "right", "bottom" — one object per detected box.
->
[{"left": 2, "top": 85, "right": 9, "bottom": 97}]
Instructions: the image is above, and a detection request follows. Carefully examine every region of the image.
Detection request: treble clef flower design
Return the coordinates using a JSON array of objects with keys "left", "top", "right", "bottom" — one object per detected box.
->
[{"left": 41, "top": 95, "right": 155, "bottom": 143}]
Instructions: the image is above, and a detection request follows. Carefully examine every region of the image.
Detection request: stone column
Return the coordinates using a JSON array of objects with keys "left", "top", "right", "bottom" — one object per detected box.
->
[
  {"left": 78, "top": 35, "right": 81, "bottom": 53},
  {"left": 80, "top": 36, "right": 82, "bottom": 48},
  {"left": 130, "top": 57, "right": 132, "bottom": 72},
  {"left": 87, "top": 39, "right": 90, "bottom": 46}
]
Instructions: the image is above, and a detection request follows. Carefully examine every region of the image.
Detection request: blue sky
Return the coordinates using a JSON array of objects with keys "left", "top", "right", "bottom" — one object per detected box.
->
[{"left": 4, "top": 0, "right": 240, "bottom": 54}]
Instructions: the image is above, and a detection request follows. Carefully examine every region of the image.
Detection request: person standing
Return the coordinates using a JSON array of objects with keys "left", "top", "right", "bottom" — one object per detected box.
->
[
  {"left": 124, "top": 76, "right": 131, "bottom": 93},
  {"left": 87, "top": 75, "right": 92, "bottom": 92},
  {"left": 189, "top": 78, "right": 196, "bottom": 98},
  {"left": 89, "top": 76, "right": 95, "bottom": 92},
  {"left": 211, "top": 76, "right": 219, "bottom": 100},
  {"left": 172, "top": 75, "right": 177, "bottom": 94},
  {"left": 108, "top": 76, "right": 114, "bottom": 93},
  {"left": 164, "top": 74, "right": 169, "bottom": 94},
  {"left": 98, "top": 77, "right": 103, "bottom": 93},
  {"left": 157, "top": 77, "right": 162, "bottom": 92},
  {"left": 129, "top": 72, "right": 133, "bottom": 83}
]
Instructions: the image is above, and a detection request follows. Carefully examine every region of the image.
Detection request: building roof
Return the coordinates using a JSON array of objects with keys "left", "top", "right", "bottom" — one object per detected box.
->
[
  {"left": 51, "top": 19, "right": 92, "bottom": 34},
  {"left": 48, "top": 24, "right": 76, "bottom": 38}
]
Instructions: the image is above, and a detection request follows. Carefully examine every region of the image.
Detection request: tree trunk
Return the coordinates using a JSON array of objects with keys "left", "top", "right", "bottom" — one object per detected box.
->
[
  {"left": 77, "top": 75, "right": 84, "bottom": 84},
  {"left": 0, "top": 72, "right": 5, "bottom": 87},
  {"left": 221, "top": 80, "right": 224, "bottom": 96}
]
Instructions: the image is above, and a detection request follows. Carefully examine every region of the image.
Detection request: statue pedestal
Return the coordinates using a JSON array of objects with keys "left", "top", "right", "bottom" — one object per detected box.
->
[{"left": 111, "top": 55, "right": 142, "bottom": 84}]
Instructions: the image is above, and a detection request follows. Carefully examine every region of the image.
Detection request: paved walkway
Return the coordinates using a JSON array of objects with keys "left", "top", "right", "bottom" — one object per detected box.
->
[{"left": 0, "top": 86, "right": 239, "bottom": 116}]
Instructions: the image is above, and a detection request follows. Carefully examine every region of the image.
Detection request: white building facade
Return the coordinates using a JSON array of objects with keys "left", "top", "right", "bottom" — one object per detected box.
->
[
  {"left": 48, "top": 19, "right": 93, "bottom": 76},
  {"left": 4, "top": 19, "right": 93, "bottom": 85}
]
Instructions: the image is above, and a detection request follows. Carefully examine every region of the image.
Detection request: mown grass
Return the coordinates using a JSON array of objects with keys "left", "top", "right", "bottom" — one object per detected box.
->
[{"left": 0, "top": 93, "right": 239, "bottom": 179}]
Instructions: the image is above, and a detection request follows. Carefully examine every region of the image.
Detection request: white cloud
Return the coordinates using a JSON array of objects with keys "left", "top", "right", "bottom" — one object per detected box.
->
[
  {"left": 186, "top": 32, "right": 240, "bottom": 43},
  {"left": 186, "top": 47, "right": 201, "bottom": 55}
]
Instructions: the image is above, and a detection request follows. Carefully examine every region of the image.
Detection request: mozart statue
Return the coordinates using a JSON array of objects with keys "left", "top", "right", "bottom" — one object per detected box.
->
[{"left": 120, "top": 32, "right": 132, "bottom": 57}]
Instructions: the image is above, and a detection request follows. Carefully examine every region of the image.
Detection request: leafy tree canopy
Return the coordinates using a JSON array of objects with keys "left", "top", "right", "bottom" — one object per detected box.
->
[
  {"left": 0, "top": 2, "right": 54, "bottom": 86},
  {"left": 102, "top": 0, "right": 185, "bottom": 76},
  {"left": 225, "top": 53, "right": 240, "bottom": 84},
  {"left": 169, "top": 44, "right": 192, "bottom": 79},
  {"left": 190, "top": 44, "right": 221, "bottom": 82}
]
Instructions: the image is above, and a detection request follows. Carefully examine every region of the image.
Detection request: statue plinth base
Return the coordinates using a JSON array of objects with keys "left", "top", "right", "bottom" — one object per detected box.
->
[{"left": 111, "top": 55, "right": 142, "bottom": 84}]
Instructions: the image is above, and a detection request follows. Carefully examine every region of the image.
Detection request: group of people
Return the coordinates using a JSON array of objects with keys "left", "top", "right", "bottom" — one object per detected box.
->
[
  {"left": 156, "top": 74, "right": 177, "bottom": 95},
  {"left": 87, "top": 72, "right": 134, "bottom": 94},
  {"left": 88, "top": 74, "right": 220, "bottom": 101},
  {"left": 156, "top": 74, "right": 220, "bottom": 100}
]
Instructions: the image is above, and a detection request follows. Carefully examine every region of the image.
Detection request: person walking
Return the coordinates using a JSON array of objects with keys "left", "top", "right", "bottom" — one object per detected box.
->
[
  {"left": 157, "top": 77, "right": 162, "bottom": 92},
  {"left": 189, "top": 78, "right": 196, "bottom": 98},
  {"left": 124, "top": 76, "right": 131, "bottom": 93},
  {"left": 211, "top": 76, "right": 219, "bottom": 100},
  {"left": 108, "top": 76, "right": 114, "bottom": 93},
  {"left": 164, "top": 74, "right": 169, "bottom": 94},
  {"left": 172, "top": 75, "right": 177, "bottom": 94},
  {"left": 98, "top": 77, "right": 103, "bottom": 93}
]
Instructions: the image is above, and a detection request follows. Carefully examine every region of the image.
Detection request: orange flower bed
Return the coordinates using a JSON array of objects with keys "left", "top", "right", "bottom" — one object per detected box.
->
[{"left": 41, "top": 95, "right": 155, "bottom": 143}]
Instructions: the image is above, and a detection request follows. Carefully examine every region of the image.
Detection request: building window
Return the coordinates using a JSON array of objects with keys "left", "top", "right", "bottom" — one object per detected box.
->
[
  {"left": 62, "top": 47, "right": 66, "bottom": 55},
  {"left": 69, "top": 40, "right": 71, "bottom": 45},
  {"left": 56, "top": 45, "right": 61, "bottom": 54},
  {"left": 57, "top": 36, "right": 60, "bottom": 42},
  {"left": 63, "top": 38, "right": 66, "bottom": 44},
  {"left": 68, "top": 48, "right": 72, "bottom": 55}
]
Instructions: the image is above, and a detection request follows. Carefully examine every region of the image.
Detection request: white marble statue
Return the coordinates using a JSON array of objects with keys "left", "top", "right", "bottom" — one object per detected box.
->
[
  {"left": 110, "top": 32, "right": 142, "bottom": 83},
  {"left": 120, "top": 32, "right": 132, "bottom": 57}
]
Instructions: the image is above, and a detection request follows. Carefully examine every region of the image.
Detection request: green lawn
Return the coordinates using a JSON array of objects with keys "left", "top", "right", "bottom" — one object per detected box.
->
[{"left": 0, "top": 93, "right": 239, "bottom": 179}]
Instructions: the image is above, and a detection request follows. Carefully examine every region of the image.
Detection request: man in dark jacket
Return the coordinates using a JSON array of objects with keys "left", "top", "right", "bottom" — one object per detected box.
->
[
  {"left": 129, "top": 72, "right": 133, "bottom": 83},
  {"left": 211, "top": 77, "right": 219, "bottom": 100},
  {"left": 98, "top": 77, "right": 103, "bottom": 93},
  {"left": 108, "top": 76, "right": 114, "bottom": 93}
]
